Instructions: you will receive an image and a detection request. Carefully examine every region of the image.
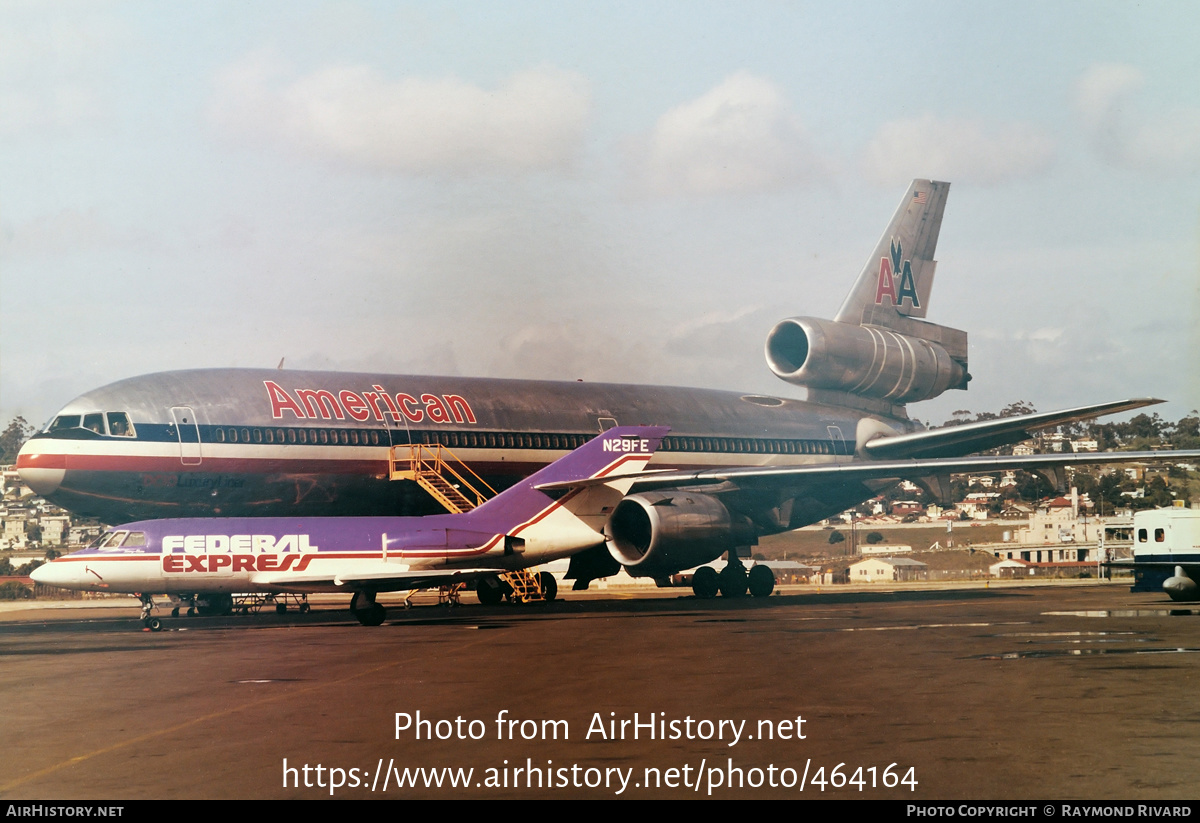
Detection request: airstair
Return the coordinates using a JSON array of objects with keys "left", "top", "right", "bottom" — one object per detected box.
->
[
  {"left": 389, "top": 443, "right": 497, "bottom": 513},
  {"left": 388, "top": 443, "right": 549, "bottom": 602}
]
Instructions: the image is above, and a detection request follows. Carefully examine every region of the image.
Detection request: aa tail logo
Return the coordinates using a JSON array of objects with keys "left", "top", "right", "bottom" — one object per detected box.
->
[{"left": 874, "top": 238, "right": 921, "bottom": 309}]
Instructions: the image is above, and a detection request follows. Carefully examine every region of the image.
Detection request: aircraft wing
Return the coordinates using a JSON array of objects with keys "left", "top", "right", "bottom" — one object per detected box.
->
[
  {"left": 862, "top": 398, "right": 1162, "bottom": 459},
  {"left": 622, "top": 449, "right": 1200, "bottom": 494},
  {"left": 252, "top": 566, "right": 501, "bottom": 593}
]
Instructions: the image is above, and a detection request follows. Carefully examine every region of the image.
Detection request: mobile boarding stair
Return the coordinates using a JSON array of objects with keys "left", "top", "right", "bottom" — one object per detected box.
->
[{"left": 389, "top": 442, "right": 552, "bottom": 604}]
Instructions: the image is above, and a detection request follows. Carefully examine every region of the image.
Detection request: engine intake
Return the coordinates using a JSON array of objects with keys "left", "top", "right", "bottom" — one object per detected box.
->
[
  {"left": 765, "top": 316, "right": 967, "bottom": 404},
  {"left": 605, "top": 492, "right": 755, "bottom": 578}
]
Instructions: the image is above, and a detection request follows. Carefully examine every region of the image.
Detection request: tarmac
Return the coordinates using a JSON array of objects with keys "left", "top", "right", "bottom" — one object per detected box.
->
[{"left": 1, "top": 581, "right": 1197, "bottom": 800}]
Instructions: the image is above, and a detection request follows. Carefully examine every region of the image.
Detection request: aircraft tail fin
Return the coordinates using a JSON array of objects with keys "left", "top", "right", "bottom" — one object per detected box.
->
[
  {"left": 464, "top": 426, "right": 668, "bottom": 528},
  {"left": 835, "top": 179, "right": 949, "bottom": 323},
  {"left": 764, "top": 179, "right": 967, "bottom": 412}
]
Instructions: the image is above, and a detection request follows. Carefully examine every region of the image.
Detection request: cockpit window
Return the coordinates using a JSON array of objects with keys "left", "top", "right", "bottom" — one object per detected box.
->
[
  {"left": 50, "top": 415, "right": 81, "bottom": 431},
  {"left": 106, "top": 412, "right": 135, "bottom": 437},
  {"left": 46, "top": 411, "right": 138, "bottom": 438},
  {"left": 123, "top": 532, "right": 146, "bottom": 547},
  {"left": 96, "top": 531, "right": 129, "bottom": 550}
]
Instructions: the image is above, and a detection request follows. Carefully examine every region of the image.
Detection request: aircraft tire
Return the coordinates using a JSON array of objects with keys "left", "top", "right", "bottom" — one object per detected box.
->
[
  {"left": 692, "top": 566, "right": 719, "bottom": 599},
  {"left": 476, "top": 576, "right": 505, "bottom": 606},
  {"left": 719, "top": 564, "right": 748, "bottom": 598},
  {"left": 748, "top": 565, "right": 775, "bottom": 598},
  {"left": 144, "top": 617, "right": 163, "bottom": 632},
  {"left": 538, "top": 571, "right": 558, "bottom": 602}
]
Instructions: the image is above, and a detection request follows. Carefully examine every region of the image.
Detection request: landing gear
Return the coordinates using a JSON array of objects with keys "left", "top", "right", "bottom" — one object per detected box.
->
[
  {"left": 718, "top": 563, "right": 748, "bottom": 598},
  {"left": 476, "top": 576, "right": 505, "bottom": 606},
  {"left": 692, "top": 566, "right": 719, "bottom": 599},
  {"left": 350, "top": 591, "right": 387, "bottom": 626},
  {"left": 748, "top": 564, "right": 776, "bottom": 598},
  {"left": 138, "top": 594, "right": 164, "bottom": 631},
  {"left": 537, "top": 571, "right": 558, "bottom": 602}
]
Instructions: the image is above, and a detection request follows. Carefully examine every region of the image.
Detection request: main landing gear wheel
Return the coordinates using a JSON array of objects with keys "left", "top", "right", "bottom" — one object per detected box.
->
[
  {"left": 718, "top": 563, "right": 748, "bottom": 598},
  {"left": 537, "top": 571, "right": 558, "bottom": 602},
  {"left": 143, "top": 616, "right": 163, "bottom": 632},
  {"left": 350, "top": 592, "right": 387, "bottom": 627},
  {"left": 748, "top": 564, "right": 776, "bottom": 598},
  {"left": 692, "top": 566, "right": 719, "bottom": 599},
  {"left": 476, "top": 576, "right": 505, "bottom": 606}
]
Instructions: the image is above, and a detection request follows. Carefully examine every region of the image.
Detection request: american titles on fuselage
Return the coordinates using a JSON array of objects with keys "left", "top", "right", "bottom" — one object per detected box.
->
[{"left": 264, "top": 380, "right": 477, "bottom": 424}]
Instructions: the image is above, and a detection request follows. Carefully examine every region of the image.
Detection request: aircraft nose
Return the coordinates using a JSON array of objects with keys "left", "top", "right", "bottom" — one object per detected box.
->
[
  {"left": 29, "top": 562, "right": 61, "bottom": 587},
  {"left": 16, "top": 439, "right": 65, "bottom": 497}
]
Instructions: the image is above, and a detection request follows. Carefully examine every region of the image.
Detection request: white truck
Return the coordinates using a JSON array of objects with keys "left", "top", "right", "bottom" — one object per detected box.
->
[{"left": 1128, "top": 507, "right": 1200, "bottom": 601}]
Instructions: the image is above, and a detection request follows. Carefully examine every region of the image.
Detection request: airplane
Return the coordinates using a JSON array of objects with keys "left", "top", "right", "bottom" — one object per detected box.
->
[
  {"left": 30, "top": 426, "right": 669, "bottom": 629},
  {"left": 18, "top": 179, "right": 1200, "bottom": 597}
]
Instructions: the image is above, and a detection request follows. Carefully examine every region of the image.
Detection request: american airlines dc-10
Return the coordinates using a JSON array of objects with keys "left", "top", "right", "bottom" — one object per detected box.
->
[{"left": 23, "top": 181, "right": 1200, "bottom": 606}]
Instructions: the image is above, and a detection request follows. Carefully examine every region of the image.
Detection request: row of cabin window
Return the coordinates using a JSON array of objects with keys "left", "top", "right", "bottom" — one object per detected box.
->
[
  {"left": 1138, "top": 528, "right": 1167, "bottom": 543},
  {"left": 208, "top": 427, "right": 843, "bottom": 455},
  {"left": 213, "top": 427, "right": 384, "bottom": 445}
]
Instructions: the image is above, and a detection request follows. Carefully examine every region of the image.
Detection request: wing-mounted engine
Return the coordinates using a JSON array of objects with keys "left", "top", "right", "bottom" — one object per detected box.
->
[
  {"left": 604, "top": 491, "right": 757, "bottom": 578},
  {"left": 764, "top": 312, "right": 969, "bottom": 405}
]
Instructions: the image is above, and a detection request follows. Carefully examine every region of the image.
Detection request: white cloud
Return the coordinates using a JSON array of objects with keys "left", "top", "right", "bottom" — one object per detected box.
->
[
  {"left": 862, "top": 115, "right": 1055, "bottom": 187},
  {"left": 632, "top": 72, "right": 827, "bottom": 197},
  {"left": 0, "top": 11, "right": 122, "bottom": 136},
  {"left": 208, "top": 51, "right": 590, "bottom": 175},
  {"left": 1074, "top": 63, "right": 1200, "bottom": 173}
]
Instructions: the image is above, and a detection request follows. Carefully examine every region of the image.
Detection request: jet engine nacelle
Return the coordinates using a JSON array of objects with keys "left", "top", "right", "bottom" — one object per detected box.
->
[
  {"left": 604, "top": 492, "right": 755, "bottom": 578},
  {"left": 765, "top": 316, "right": 968, "bottom": 404}
]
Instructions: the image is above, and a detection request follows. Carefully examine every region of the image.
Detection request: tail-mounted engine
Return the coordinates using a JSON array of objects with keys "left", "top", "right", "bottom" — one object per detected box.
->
[
  {"left": 764, "top": 311, "right": 969, "bottom": 405},
  {"left": 604, "top": 492, "right": 756, "bottom": 578}
]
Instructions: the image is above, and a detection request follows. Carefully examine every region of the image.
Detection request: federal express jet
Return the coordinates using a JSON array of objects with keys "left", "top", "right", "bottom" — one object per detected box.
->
[
  {"left": 31, "top": 427, "right": 668, "bottom": 629},
  {"left": 19, "top": 180, "right": 1199, "bottom": 598}
]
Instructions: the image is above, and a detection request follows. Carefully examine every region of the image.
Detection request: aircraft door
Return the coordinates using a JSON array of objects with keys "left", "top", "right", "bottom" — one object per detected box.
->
[
  {"left": 171, "top": 407, "right": 203, "bottom": 466},
  {"left": 827, "top": 425, "right": 846, "bottom": 456}
]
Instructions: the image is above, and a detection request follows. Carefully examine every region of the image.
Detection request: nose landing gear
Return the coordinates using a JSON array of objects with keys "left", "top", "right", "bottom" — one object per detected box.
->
[{"left": 138, "top": 593, "right": 163, "bottom": 632}]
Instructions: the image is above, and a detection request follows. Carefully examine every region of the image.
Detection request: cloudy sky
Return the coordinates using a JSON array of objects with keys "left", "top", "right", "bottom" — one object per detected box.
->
[{"left": 3, "top": 1, "right": 1198, "bottom": 431}]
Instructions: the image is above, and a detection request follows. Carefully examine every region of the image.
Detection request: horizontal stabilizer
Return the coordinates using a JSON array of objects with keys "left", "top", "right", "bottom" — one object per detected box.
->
[{"left": 862, "top": 398, "right": 1163, "bottom": 460}]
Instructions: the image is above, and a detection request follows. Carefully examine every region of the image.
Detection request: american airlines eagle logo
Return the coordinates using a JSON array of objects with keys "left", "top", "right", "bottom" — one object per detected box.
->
[{"left": 874, "top": 238, "right": 921, "bottom": 309}]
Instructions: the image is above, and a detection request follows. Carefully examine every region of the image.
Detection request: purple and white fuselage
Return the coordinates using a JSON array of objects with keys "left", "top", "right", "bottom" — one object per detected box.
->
[{"left": 32, "top": 427, "right": 667, "bottom": 626}]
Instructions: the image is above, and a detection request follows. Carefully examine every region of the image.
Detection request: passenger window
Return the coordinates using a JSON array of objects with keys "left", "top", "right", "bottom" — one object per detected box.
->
[
  {"left": 1138, "top": 529, "right": 1147, "bottom": 542},
  {"left": 82, "top": 413, "right": 105, "bottom": 434},
  {"left": 253, "top": 429, "right": 263, "bottom": 444},
  {"left": 1155, "top": 528, "right": 1165, "bottom": 542},
  {"left": 106, "top": 412, "right": 135, "bottom": 437},
  {"left": 215, "top": 429, "right": 226, "bottom": 443}
]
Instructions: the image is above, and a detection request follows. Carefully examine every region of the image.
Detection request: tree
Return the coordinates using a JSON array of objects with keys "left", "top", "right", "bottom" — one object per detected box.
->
[
  {"left": 866, "top": 531, "right": 885, "bottom": 544},
  {"left": 828, "top": 530, "right": 845, "bottom": 545},
  {"left": 0, "top": 416, "right": 33, "bottom": 464}
]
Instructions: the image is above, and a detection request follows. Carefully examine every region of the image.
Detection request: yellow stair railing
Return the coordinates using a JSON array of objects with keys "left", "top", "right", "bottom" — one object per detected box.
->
[
  {"left": 389, "top": 442, "right": 498, "bottom": 513},
  {"left": 501, "top": 569, "right": 545, "bottom": 603}
]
